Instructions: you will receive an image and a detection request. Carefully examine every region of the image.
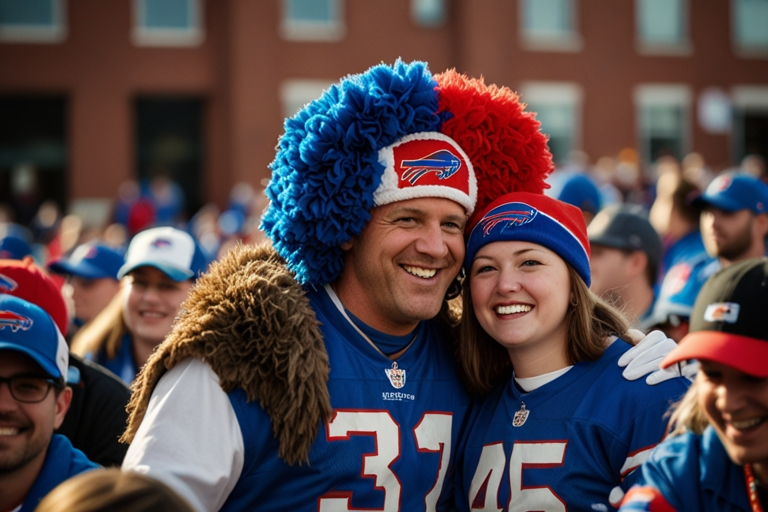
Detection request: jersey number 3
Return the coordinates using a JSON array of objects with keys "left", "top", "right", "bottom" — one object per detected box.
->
[{"left": 319, "top": 410, "right": 452, "bottom": 512}]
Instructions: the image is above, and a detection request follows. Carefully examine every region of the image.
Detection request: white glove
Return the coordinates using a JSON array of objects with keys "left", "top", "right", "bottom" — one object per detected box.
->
[{"left": 618, "top": 330, "right": 681, "bottom": 385}]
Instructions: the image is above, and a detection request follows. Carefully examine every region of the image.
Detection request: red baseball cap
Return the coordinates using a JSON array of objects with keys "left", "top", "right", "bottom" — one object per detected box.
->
[
  {"left": 661, "top": 257, "right": 768, "bottom": 378},
  {"left": 0, "top": 257, "right": 69, "bottom": 336}
]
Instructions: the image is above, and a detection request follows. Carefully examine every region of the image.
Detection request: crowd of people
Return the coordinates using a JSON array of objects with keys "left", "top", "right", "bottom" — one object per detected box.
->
[{"left": 0, "top": 60, "right": 766, "bottom": 511}]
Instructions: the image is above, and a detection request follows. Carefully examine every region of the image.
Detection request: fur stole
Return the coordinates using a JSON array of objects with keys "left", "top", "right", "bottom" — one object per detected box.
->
[{"left": 120, "top": 242, "right": 332, "bottom": 466}]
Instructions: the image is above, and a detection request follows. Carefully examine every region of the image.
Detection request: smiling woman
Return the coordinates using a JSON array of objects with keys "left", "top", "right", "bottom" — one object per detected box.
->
[
  {"left": 619, "top": 257, "right": 768, "bottom": 512},
  {"left": 453, "top": 192, "right": 690, "bottom": 511},
  {"left": 70, "top": 227, "right": 207, "bottom": 384}
]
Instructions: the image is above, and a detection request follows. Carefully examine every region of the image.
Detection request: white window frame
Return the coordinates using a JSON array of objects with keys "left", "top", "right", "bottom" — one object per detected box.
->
[
  {"left": 635, "top": 0, "right": 692, "bottom": 56},
  {"left": 634, "top": 84, "right": 692, "bottom": 163},
  {"left": 519, "top": 82, "right": 583, "bottom": 165},
  {"left": 280, "top": 79, "right": 335, "bottom": 119},
  {"left": 0, "top": 0, "right": 67, "bottom": 43},
  {"left": 411, "top": 0, "right": 446, "bottom": 27},
  {"left": 280, "top": 0, "right": 345, "bottom": 42},
  {"left": 132, "top": 0, "right": 204, "bottom": 47},
  {"left": 519, "top": 0, "right": 583, "bottom": 53},
  {"left": 731, "top": 0, "right": 768, "bottom": 57}
]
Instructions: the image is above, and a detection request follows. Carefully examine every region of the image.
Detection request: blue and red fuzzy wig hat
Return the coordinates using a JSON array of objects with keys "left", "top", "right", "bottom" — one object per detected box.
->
[{"left": 261, "top": 60, "right": 553, "bottom": 288}]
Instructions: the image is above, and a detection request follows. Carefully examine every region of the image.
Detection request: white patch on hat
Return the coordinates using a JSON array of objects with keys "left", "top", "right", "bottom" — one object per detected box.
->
[
  {"left": 55, "top": 326, "right": 69, "bottom": 379},
  {"left": 704, "top": 302, "right": 740, "bottom": 323},
  {"left": 374, "top": 132, "right": 477, "bottom": 214}
]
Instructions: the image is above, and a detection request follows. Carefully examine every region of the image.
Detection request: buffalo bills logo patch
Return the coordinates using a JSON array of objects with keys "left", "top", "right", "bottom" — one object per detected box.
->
[
  {"left": 480, "top": 208, "right": 538, "bottom": 237},
  {"left": 151, "top": 238, "right": 173, "bottom": 249},
  {"left": 400, "top": 150, "right": 462, "bottom": 185},
  {"left": 712, "top": 175, "right": 732, "bottom": 192},
  {"left": 0, "top": 274, "right": 18, "bottom": 293},
  {"left": 0, "top": 310, "right": 33, "bottom": 332}
]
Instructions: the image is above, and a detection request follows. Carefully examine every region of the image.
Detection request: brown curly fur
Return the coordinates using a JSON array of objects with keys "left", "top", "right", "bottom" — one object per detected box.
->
[{"left": 120, "top": 242, "right": 333, "bottom": 466}]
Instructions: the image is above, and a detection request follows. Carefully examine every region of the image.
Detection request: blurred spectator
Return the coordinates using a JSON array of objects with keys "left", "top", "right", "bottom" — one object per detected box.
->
[
  {"left": 693, "top": 172, "right": 768, "bottom": 269},
  {"left": 588, "top": 204, "right": 664, "bottom": 329},
  {"left": 71, "top": 227, "right": 208, "bottom": 384},
  {"left": 0, "top": 295, "right": 98, "bottom": 512},
  {"left": 47, "top": 243, "right": 124, "bottom": 333},
  {"left": 35, "top": 468, "right": 195, "bottom": 512},
  {"left": 591, "top": 156, "right": 623, "bottom": 208},
  {"left": 681, "top": 152, "right": 715, "bottom": 192},
  {"left": 0, "top": 257, "right": 131, "bottom": 467},
  {"left": 0, "top": 222, "right": 34, "bottom": 260},
  {"left": 547, "top": 171, "right": 603, "bottom": 225},
  {"left": 741, "top": 153, "right": 767, "bottom": 183},
  {"left": 144, "top": 174, "right": 186, "bottom": 226}
]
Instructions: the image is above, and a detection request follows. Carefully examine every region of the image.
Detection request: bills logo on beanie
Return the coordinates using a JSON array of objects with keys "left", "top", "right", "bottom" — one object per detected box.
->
[
  {"left": 466, "top": 192, "right": 592, "bottom": 287},
  {"left": 374, "top": 132, "right": 476, "bottom": 214}
]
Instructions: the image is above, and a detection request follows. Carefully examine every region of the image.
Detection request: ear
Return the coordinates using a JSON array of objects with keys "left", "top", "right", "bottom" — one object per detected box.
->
[
  {"left": 53, "top": 386, "right": 73, "bottom": 430},
  {"left": 754, "top": 212, "right": 768, "bottom": 238},
  {"left": 340, "top": 238, "right": 354, "bottom": 251},
  {"left": 627, "top": 250, "right": 648, "bottom": 277}
]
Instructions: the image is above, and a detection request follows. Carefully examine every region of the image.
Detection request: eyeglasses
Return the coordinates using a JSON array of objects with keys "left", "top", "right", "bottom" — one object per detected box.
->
[{"left": 0, "top": 375, "right": 60, "bottom": 403}]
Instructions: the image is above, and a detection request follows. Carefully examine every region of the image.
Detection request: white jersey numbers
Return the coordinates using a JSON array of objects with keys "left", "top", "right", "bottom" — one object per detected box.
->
[
  {"left": 319, "top": 410, "right": 453, "bottom": 512},
  {"left": 468, "top": 441, "right": 568, "bottom": 511}
]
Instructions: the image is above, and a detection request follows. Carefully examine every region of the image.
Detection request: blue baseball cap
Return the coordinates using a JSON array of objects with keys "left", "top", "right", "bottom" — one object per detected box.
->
[
  {"left": 0, "top": 235, "right": 33, "bottom": 260},
  {"left": 0, "top": 294, "right": 69, "bottom": 380},
  {"left": 48, "top": 243, "right": 124, "bottom": 280},
  {"left": 117, "top": 227, "right": 208, "bottom": 282},
  {"left": 691, "top": 172, "right": 768, "bottom": 213},
  {"left": 556, "top": 174, "right": 602, "bottom": 215}
]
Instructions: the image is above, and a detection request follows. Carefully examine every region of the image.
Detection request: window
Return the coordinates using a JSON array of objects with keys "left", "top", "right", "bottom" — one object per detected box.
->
[
  {"left": 732, "top": 0, "right": 768, "bottom": 56},
  {"left": 280, "top": 80, "right": 335, "bottom": 119},
  {"left": 635, "top": 85, "right": 691, "bottom": 163},
  {"left": 519, "top": 82, "right": 582, "bottom": 165},
  {"left": 731, "top": 86, "right": 768, "bottom": 165},
  {"left": 635, "top": 0, "right": 690, "bottom": 55},
  {"left": 132, "top": 0, "right": 203, "bottom": 47},
  {"left": 412, "top": 0, "right": 445, "bottom": 27},
  {"left": 281, "top": 0, "right": 344, "bottom": 42},
  {"left": 519, "top": 0, "right": 582, "bottom": 52},
  {"left": 0, "top": 0, "right": 66, "bottom": 43}
]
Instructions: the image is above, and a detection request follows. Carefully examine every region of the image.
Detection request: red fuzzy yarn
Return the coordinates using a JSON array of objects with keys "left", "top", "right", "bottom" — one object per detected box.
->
[{"left": 435, "top": 69, "right": 554, "bottom": 231}]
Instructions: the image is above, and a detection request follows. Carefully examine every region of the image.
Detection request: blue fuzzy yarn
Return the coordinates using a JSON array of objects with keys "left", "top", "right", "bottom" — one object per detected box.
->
[{"left": 261, "top": 60, "right": 444, "bottom": 287}]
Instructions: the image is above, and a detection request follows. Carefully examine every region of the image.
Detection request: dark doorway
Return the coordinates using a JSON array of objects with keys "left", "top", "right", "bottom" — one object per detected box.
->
[
  {"left": 0, "top": 96, "right": 67, "bottom": 226},
  {"left": 135, "top": 97, "right": 204, "bottom": 222},
  {"left": 733, "top": 109, "right": 768, "bottom": 165}
]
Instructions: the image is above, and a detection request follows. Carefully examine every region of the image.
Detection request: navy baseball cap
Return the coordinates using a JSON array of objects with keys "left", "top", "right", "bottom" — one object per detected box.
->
[
  {"left": 0, "top": 235, "right": 33, "bottom": 260},
  {"left": 118, "top": 227, "right": 208, "bottom": 282},
  {"left": 691, "top": 172, "right": 768, "bottom": 213},
  {"left": 48, "top": 243, "right": 124, "bottom": 280},
  {"left": 0, "top": 294, "right": 69, "bottom": 380}
]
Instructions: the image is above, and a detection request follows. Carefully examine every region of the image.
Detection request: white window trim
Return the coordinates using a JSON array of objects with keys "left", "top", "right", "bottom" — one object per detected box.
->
[
  {"left": 634, "top": 84, "right": 692, "bottom": 162},
  {"left": 280, "top": 79, "right": 335, "bottom": 119},
  {"left": 0, "top": 0, "right": 67, "bottom": 43},
  {"left": 731, "top": 0, "right": 768, "bottom": 59},
  {"left": 634, "top": 0, "right": 692, "bottom": 56},
  {"left": 732, "top": 85, "right": 768, "bottom": 111},
  {"left": 519, "top": 81, "right": 583, "bottom": 161},
  {"left": 131, "top": 0, "right": 204, "bottom": 47},
  {"left": 280, "top": 0, "right": 345, "bottom": 42},
  {"left": 518, "top": 0, "right": 583, "bottom": 53}
]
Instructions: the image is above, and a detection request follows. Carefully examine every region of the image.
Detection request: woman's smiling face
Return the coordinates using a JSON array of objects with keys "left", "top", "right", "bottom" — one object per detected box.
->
[{"left": 469, "top": 240, "right": 571, "bottom": 374}]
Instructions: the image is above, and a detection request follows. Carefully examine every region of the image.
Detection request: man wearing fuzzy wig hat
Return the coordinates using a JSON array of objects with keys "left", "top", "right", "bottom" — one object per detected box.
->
[{"left": 121, "top": 61, "right": 676, "bottom": 511}]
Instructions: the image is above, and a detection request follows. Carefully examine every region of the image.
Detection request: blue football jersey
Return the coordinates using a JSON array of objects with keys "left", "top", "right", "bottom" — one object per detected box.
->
[
  {"left": 454, "top": 340, "right": 690, "bottom": 511},
  {"left": 222, "top": 286, "right": 470, "bottom": 511}
]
